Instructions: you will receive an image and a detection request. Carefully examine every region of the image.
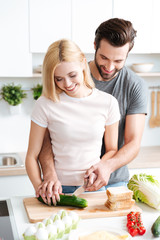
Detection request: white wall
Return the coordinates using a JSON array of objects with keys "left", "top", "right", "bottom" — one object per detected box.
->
[
  {"left": 0, "top": 53, "right": 160, "bottom": 154},
  {"left": 126, "top": 54, "right": 160, "bottom": 146}
]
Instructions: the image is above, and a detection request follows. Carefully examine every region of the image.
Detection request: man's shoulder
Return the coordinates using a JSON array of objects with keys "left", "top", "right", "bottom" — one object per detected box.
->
[
  {"left": 118, "top": 67, "right": 146, "bottom": 92},
  {"left": 122, "top": 66, "right": 144, "bottom": 84}
]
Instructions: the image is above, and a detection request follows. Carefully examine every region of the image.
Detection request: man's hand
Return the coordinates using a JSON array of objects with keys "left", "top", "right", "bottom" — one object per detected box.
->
[
  {"left": 36, "top": 178, "right": 62, "bottom": 206},
  {"left": 84, "top": 161, "right": 111, "bottom": 191},
  {"left": 37, "top": 129, "right": 62, "bottom": 205}
]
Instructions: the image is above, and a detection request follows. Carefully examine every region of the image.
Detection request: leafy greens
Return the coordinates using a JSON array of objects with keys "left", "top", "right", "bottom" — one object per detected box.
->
[{"left": 127, "top": 173, "right": 160, "bottom": 210}]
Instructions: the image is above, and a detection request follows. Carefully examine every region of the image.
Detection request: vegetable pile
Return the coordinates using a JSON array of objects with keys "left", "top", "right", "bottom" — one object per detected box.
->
[
  {"left": 127, "top": 211, "right": 146, "bottom": 237},
  {"left": 23, "top": 209, "right": 80, "bottom": 240},
  {"left": 127, "top": 173, "right": 160, "bottom": 209}
]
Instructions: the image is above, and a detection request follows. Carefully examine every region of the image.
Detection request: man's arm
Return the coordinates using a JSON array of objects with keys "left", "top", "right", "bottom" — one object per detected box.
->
[
  {"left": 38, "top": 129, "right": 62, "bottom": 204},
  {"left": 85, "top": 121, "right": 119, "bottom": 189},
  {"left": 85, "top": 114, "right": 146, "bottom": 191},
  {"left": 109, "top": 114, "right": 145, "bottom": 169}
]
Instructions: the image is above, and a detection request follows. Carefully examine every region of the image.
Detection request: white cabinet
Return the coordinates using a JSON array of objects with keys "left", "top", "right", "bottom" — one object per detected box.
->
[
  {"left": 28, "top": 0, "right": 160, "bottom": 54},
  {"left": 29, "top": 0, "right": 72, "bottom": 53},
  {"left": 72, "top": 0, "right": 113, "bottom": 53},
  {"left": 113, "top": 0, "right": 152, "bottom": 53},
  {"left": 151, "top": 0, "right": 160, "bottom": 53},
  {"left": 0, "top": 0, "right": 32, "bottom": 76},
  {"left": 29, "top": 0, "right": 112, "bottom": 54}
]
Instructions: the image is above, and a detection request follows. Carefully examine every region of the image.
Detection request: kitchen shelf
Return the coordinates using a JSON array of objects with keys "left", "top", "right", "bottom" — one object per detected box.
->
[
  {"left": 32, "top": 72, "right": 160, "bottom": 78},
  {"left": 136, "top": 72, "right": 160, "bottom": 77},
  {"left": 0, "top": 72, "right": 160, "bottom": 78},
  {"left": 1, "top": 71, "right": 160, "bottom": 78},
  {"left": 32, "top": 73, "right": 42, "bottom": 78}
]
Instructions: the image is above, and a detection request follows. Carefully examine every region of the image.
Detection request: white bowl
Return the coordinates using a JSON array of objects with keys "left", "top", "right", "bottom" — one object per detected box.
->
[{"left": 131, "top": 63, "right": 154, "bottom": 73}]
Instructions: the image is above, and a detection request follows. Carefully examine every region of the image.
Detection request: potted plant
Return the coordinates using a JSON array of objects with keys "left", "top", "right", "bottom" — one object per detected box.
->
[
  {"left": 32, "top": 84, "right": 42, "bottom": 100},
  {"left": 1, "top": 83, "right": 27, "bottom": 114}
]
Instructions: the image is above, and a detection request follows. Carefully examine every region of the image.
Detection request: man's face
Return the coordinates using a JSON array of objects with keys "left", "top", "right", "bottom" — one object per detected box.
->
[{"left": 94, "top": 39, "right": 130, "bottom": 81}]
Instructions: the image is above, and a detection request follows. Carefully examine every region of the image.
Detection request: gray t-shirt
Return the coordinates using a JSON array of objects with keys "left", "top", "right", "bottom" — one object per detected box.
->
[{"left": 91, "top": 66, "right": 148, "bottom": 184}]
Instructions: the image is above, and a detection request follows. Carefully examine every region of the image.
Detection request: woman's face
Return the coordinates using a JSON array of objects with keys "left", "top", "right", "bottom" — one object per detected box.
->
[{"left": 54, "top": 61, "right": 86, "bottom": 98}]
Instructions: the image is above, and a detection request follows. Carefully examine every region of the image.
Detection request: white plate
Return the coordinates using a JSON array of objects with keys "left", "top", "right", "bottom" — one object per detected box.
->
[{"left": 69, "top": 224, "right": 131, "bottom": 240}]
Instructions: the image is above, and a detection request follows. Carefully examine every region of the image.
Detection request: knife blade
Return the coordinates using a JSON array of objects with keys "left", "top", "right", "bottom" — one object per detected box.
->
[
  {"left": 72, "top": 178, "right": 89, "bottom": 196},
  {"left": 72, "top": 186, "right": 85, "bottom": 196}
]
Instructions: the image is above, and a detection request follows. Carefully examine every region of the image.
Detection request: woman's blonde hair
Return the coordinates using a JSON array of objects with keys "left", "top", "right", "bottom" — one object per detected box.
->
[{"left": 42, "top": 39, "right": 95, "bottom": 101}]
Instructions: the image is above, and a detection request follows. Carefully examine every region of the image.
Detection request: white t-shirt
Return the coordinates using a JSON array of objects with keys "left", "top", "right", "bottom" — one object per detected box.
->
[{"left": 31, "top": 88, "right": 120, "bottom": 186}]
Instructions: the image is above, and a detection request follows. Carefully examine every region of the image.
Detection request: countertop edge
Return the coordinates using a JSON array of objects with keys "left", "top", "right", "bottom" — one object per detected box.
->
[{"left": 0, "top": 146, "right": 160, "bottom": 176}]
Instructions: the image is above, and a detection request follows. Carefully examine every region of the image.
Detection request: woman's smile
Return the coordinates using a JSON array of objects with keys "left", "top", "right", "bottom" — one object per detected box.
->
[{"left": 65, "top": 83, "right": 77, "bottom": 92}]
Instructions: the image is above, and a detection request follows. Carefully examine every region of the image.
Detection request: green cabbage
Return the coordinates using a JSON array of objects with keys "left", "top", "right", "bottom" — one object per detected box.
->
[{"left": 127, "top": 173, "right": 160, "bottom": 209}]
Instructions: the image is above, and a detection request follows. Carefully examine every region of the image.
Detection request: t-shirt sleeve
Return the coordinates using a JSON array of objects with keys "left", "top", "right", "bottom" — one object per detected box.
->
[
  {"left": 106, "top": 96, "right": 121, "bottom": 125},
  {"left": 127, "top": 77, "right": 148, "bottom": 115},
  {"left": 31, "top": 97, "right": 48, "bottom": 128}
]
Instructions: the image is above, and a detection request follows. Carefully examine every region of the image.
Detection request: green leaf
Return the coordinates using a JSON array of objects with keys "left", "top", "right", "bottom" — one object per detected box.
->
[
  {"left": 32, "top": 84, "right": 42, "bottom": 100},
  {"left": 1, "top": 83, "right": 27, "bottom": 106}
]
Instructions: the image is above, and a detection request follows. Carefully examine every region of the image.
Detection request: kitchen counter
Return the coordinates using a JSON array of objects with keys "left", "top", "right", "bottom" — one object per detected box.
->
[
  {"left": 6, "top": 195, "right": 160, "bottom": 240},
  {"left": 128, "top": 146, "right": 160, "bottom": 169},
  {"left": 0, "top": 146, "right": 160, "bottom": 176}
]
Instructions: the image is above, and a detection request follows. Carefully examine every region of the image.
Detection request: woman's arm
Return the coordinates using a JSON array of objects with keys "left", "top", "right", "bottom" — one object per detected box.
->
[
  {"left": 101, "top": 121, "right": 119, "bottom": 161},
  {"left": 84, "top": 121, "right": 119, "bottom": 191},
  {"left": 25, "top": 121, "right": 47, "bottom": 193}
]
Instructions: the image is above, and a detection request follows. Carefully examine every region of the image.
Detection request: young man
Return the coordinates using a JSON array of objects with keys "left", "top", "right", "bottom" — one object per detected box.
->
[{"left": 36, "top": 18, "right": 147, "bottom": 204}]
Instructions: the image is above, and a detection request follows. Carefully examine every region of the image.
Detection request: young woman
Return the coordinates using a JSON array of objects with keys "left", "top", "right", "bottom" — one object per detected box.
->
[{"left": 25, "top": 39, "right": 120, "bottom": 204}]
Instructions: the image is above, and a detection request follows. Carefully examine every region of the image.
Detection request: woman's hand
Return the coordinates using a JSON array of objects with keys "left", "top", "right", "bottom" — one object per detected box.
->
[
  {"left": 36, "top": 178, "right": 62, "bottom": 206},
  {"left": 84, "top": 161, "right": 111, "bottom": 191}
]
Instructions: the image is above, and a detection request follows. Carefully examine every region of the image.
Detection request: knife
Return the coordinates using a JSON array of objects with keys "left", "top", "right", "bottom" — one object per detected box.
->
[{"left": 72, "top": 178, "right": 88, "bottom": 196}]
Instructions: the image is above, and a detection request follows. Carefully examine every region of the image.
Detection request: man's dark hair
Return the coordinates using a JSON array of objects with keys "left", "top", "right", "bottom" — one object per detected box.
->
[{"left": 95, "top": 18, "right": 137, "bottom": 52}]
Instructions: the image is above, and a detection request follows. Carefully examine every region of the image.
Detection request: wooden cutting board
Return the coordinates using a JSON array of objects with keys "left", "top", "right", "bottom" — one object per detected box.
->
[{"left": 23, "top": 192, "right": 141, "bottom": 223}]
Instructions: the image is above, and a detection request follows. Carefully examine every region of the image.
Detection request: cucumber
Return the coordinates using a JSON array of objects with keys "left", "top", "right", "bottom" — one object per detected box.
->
[
  {"left": 151, "top": 216, "right": 160, "bottom": 237},
  {"left": 37, "top": 194, "right": 88, "bottom": 208}
]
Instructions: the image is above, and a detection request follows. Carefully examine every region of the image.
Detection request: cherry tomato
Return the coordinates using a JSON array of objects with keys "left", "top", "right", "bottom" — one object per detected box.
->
[
  {"left": 128, "top": 227, "right": 138, "bottom": 237},
  {"left": 135, "top": 212, "right": 141, "bottom": 221},
  {"left": 138, "top": 226, "right": 146, "bottom": 235},
  {"left": 126, "top": 211, "right": 146, "bottom": 236},
  {"left": 136, "top": 222, "right": 143, "bottom": 227},
  {"left": 127, "top": 218, "right": 135, "bottom": 223},
  {"left": 127, "top": 211, "right": 135, "bottom": 219},
  {"left": 135, "top": 212, "right": 141, "bottom": 217},
  {"left": 127, "top": 221, "right": 135, "bottom": 228}
]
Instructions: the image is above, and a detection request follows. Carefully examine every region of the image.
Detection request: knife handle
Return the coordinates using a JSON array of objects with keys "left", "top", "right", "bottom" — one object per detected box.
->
[{"left": 84, "top": 178, "right": 89, "bottom": 188}]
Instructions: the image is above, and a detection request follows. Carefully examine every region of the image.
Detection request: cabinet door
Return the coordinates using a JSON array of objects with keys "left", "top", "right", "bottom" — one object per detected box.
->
[
  {"left": 0, "top": 0, "right": 32, "bottom": 76},
  {"left": 113, "top": 0, "right": 152, "bottom": 53},
  {"left": 151, "top": 0, "right": 160, "bottom": 53},
  {"left": 72, "top": 0, "right": 112, "bottom": 53},
  {"left": 29, "top": 0, "right": 71, "bottom": 53}
]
